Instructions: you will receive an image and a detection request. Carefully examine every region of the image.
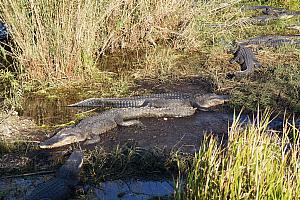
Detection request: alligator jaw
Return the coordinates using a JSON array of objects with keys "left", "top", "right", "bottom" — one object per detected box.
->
[
  {"left": 39, "top": 129, "right": 87, "bottom": 149},
  {"left": 194, "top": 94, "right": 230, "bottom": 108}
]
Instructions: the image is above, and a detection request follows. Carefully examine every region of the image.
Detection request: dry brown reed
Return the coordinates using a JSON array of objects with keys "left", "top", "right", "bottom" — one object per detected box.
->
[{"left": 0, "top": 0, "right": 243, "bottom": 81}]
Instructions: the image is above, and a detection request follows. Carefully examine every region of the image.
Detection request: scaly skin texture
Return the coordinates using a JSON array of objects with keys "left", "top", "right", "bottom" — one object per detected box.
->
[
  {"left": 40, "top": 106, "right": 197, "bottom": 149},
  {"left": 242, "top": 6, "right": 300, "bottom": 25},
  {"left": 238, "top": 35, "right": 300, "bottom": 48},
  {"left": 229, "top": 45, "right": 261, "bottom": 79},
  {"left": 25, "top": 150, "right": 83, "bottom": 200},
  {"left": 68, "top": 93, "right": 229, "bottom": 110}
]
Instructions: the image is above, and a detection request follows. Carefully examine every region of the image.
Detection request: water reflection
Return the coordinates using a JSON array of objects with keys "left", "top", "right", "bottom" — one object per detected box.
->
[{"left": 19, "top": 94, "right": 81, "bottom": 126}]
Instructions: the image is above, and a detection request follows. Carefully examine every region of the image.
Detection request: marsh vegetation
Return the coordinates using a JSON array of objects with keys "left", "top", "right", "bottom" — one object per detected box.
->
[{"left": 1, "top": 0, "right": 300, "bottom": 199}]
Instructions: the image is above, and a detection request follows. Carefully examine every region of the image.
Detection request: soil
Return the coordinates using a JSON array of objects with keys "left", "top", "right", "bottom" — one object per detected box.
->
[{"left": 95, "top": 109, "right": 230, "bottom": 153}]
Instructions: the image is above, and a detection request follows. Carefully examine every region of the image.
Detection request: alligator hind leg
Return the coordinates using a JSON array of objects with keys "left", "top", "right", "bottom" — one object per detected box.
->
[{"left": 229, "top": 53, "right": 244, "bottom": 65}]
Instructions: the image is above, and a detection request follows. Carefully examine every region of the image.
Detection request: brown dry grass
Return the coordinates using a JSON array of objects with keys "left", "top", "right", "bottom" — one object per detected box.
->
[{"left": 0, "top": 0, "right": 203, "bottom": 81}]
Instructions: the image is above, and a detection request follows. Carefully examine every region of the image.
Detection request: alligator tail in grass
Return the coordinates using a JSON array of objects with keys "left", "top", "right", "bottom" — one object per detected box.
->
[
  {"left": 40, "top": 106, "right": 197, "bottom": 149},
  {"left": 25, "top": 150, "right": 83, "bottom": 200},
  {"left": 241, "top": 6, "right": 300, "bottom": 25},
  {"left": 237, "top": 35, "right": 300, "bottom": 48},
  {"left": 228, "top": 45, "right": 261, "bottom": 79},
  {"left": 68, "top": 93, "right": 229, "bottom": 109}
]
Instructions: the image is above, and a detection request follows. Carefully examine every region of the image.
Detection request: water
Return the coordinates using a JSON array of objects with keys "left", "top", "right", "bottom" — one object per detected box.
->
[
  {"left": 0, "top": 176, "right": 177, "bottom": 200},
  {"left": 0, "top": 22, "right": 9, "bottom": 40},
  {"left": 19, "top": 94, "right": 82, "bottom": 126}
]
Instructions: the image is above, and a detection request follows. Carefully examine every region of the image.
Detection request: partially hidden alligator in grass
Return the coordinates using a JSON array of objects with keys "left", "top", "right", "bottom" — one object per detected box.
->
[
  {"left": 242, "top": 5, "right": 300, "bottom": 25},
  {"left": 25, "top": 150, "right": 83, "bottom": 200},
  {"left": 68, "top": 93, "right": 230, "bottom": 110},
  {"left": 237, "top": 35, "right": 300, "bottom": 48},
  {"left": 227, "top": 45, "right": 261, "bottom": 79},
  {"left": 0, "top": 22, "right": 9, "bottom": 40},
  {"left": 227, "top": 34, "right": 300, "bottom": 78}
]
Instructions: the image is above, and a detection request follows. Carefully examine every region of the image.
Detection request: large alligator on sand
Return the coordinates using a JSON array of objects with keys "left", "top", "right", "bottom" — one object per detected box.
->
[
  {"left": 40, "top": 93, "right": 228, "bottom": 149},
  {"left": 68, "top": 93, "right": 230, "bottom": 110},
  {"left": 40, "top": 106, "right": 198, "bottom": 149},
  {"left": 25, "top": 150, "right": 83, "bottom": 200}
]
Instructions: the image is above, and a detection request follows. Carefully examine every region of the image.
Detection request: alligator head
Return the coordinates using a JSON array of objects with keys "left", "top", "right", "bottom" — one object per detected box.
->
[
  {"left": 193, "top": 93, "right": 230, "bottom": 109},
  {"left": 57, "top": 150, "right": 84, "bottom": 179},
  {"left": 39, "top": 127, "right": 88, "bottom": 149}
]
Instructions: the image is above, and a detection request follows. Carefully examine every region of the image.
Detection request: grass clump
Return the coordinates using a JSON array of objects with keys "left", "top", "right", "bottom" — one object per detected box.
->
[
  {"left": 0, "top": 0, "right": 200, "bottom": 82},
  {"left": 0, "top": 0, "right": 101, "bottom": 81},
  {"left": 83, "top": 143, "right": 174, "bottom": 182},
  {"left": 0, "top": 70, "right": 22, "bottom": 109},
  {"left": 180, "top": 110, "right": 300, "bottom": 199}
]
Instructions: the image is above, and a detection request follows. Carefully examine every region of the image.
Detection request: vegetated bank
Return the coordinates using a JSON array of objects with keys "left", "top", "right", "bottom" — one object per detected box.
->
[{"left": 0, "top": 0, "right": 299, "bottom": 113}]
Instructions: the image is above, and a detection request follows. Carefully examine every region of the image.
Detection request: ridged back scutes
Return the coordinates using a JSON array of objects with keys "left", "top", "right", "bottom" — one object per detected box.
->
[
  {"left": 147, "top": 92, "right": 191, "bottom": 99},
  {"left": 25, "top": 178, "right": 72, "bottom": 200},
  {"left": 238, "top": 35, "right": 300, "bottom": 48},
  {"left": 68, "top": 93, "right": 193, "bottom": 108}
]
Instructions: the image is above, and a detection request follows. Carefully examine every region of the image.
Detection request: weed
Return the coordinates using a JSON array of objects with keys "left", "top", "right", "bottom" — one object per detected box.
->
[{"left": 0, "top": 70, "right": 22, "bottom": 109}]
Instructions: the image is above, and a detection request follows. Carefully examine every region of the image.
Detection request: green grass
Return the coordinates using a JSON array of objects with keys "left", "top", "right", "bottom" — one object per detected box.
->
[
  {"left": 0, "top": 70, "right": 22, "bottom": 109},
  {"left": 83, "top": 144, "right": 176, "bottom": 182},
  {"left": 178, "top": 110, "right": 300, "bottom": 199}
]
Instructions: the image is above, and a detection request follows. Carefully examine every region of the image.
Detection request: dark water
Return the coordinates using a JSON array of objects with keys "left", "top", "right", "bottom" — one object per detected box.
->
[
  {"left": 0, "top": 22, "right": 9, "bottom": 40},
  {"left": 19, "top": 94, "right": 82, "bottom": 126}
]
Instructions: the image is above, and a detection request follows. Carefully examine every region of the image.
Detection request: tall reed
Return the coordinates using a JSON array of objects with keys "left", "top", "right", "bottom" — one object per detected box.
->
[
  {"left": 0, "top": 0, "right": 201, "bottom": 81},
  {"left": 1, "top": 0, "right": 102, "bottom": 81},
  {"left": 181, "top": 110, "right": 300, "bottom": 199}
]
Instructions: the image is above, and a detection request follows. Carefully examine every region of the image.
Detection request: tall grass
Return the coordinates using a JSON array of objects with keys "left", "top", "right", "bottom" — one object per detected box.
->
[
  {"left": 180, "top": 111, "right": 300, "bottom": 199},
  {"left": 0, "top": 70, "right": 22, "bottom": 109},
  {"left": 1, "top": 0, "right": 101, "bottom": 80},
  {"left": 0, "top": 0, "right": 204, "bottom": 81}
]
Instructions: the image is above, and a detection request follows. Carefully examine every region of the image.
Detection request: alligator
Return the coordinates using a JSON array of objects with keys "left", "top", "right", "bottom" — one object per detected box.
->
[
  {"left": 40, "top": 106, "right": 198, "bottom": 149},
  {"left": 246, "top": 5, "right": 300, "bottom": 17},
  {"left": 228, "top": 45, "right": 261, "bottom": 79},
  {"left": 68, "top": 93, "right": 230, "bottom": 110},
  {"left": 237, "top": 35, "right": 300, "bottom": 48},
  {"left": 25, "top": 150, "right": 83, "bottom": 200},
  {"left": 241, "top": 5, "right": 300, "bottom": 25}
]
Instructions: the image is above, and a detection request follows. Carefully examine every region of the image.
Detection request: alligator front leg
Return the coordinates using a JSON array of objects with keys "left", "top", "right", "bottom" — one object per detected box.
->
[
  {"left": 84, "top": 135, "right": 101, "bottom": 146},
  {"left": 114, "top": 116, "right": 144, "bottom": 127}
]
